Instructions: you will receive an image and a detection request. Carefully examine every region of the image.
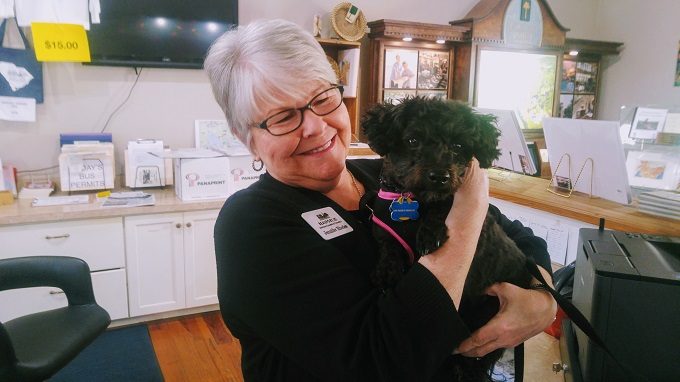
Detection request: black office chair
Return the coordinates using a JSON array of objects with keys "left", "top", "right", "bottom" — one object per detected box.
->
[{"left": 0, "top": 256, "right": 111, "bottom": 382}]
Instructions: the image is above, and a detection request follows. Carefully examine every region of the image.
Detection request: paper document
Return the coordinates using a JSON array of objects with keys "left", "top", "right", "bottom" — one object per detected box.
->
[
  {"left": 101, "top": 192, "right": 155, "bottom": 208},
  {"left": 0, "top": 96, "right": 36, "bottom": 122},
  {"left": 32, "top": 194, "right": 89, "bottom": 206},
  {"left": 15, "top": 0, "right": 91, "bottom": 29}
]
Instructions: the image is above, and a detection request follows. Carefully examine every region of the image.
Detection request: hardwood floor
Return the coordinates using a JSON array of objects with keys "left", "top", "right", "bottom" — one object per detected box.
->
[{"left": 148, "top": 311, "right": 244, "bottom": 382}]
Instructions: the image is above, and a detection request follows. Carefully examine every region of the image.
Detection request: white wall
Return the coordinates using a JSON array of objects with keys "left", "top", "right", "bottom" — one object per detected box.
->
[
  {"left": 0, "top": 0, "right": 606, "bottom": 176},
  {"left": 595, "top": 0, "right": 680, "bottom": 120}
]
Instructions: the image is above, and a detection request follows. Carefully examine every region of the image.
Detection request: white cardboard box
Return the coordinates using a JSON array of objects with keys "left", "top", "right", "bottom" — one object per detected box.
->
[
  {"left": 173, "top": 152, "right": 230, "bottom": 201},
  {"left": 163, "top": 149, "right": 264, "bottom": 201},
  {"left": 225, "top": 154, "right": 265, "bottom": 195}
]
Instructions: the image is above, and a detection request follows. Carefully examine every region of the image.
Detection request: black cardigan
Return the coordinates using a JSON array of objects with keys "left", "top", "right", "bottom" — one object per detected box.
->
[{"left": 213, "top": 159, "right": 551, "bottom": 381}]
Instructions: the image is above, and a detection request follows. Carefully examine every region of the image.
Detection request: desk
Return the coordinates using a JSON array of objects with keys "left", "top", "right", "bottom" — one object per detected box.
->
[{"left": 488, "top": 169, "right": 678, "bottom": 236}]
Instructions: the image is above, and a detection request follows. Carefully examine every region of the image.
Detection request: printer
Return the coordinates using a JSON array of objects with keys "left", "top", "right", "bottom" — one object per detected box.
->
[{"left": 562, "top": 228, "right": 680, "bottom": 381}]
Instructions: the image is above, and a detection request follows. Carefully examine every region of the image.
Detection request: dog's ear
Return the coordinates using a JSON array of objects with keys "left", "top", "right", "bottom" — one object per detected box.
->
[
  {"left": 469, "top": 112, "right": 501, "bottom": 168},
  {"left": 361, "top": 102, "right": 399, "bottom": 156}
]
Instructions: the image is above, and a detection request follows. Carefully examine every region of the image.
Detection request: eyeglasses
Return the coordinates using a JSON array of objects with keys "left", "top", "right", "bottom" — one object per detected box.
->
[{"left": 257, "top": 85, "right": 344, "bottom": 136}]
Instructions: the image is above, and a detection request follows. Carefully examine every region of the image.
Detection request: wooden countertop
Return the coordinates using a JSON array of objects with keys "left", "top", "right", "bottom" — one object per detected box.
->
[
  {"left": 2, "top": 168, "right": 678, "bottom": 237},
  {"left": 0, "top": 188, "right": 225, "bottom": 226},
  {"left": 488, "top": 169, "right": 679, "bottom": 236}
]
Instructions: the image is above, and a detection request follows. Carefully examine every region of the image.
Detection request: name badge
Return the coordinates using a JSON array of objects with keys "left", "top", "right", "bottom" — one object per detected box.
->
[{"left": 301, "top": 207, "right": 354, "bottom": 240}]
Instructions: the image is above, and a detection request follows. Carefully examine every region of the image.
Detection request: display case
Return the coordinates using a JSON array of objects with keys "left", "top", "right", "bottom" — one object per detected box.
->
[
  {"left": 365, "top": 20, "right": 467, "bottom": 116},
  {"left": 559, "top": 39, "right": 622, "bottom": 120}
]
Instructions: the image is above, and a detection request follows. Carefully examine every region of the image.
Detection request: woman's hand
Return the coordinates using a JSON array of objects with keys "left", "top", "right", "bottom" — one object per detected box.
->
[
  {"left": 446, "top": 158, "right": 489, "bottom": 228},
  {"left": 455, "top": 271, "right": 557, "bottom": 357},
  {"left": 419, "top": 159, "right": 489, "bottom": 308}
]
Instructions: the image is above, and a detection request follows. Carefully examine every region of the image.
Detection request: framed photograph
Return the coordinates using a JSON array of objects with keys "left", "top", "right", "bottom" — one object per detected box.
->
[
  {"left": 383, "top": 89, "right": 416, "bottom": 104},
  {"left": 559, "top": 94, "right": 573, "bottom": 118},
  {"left": 575, "top": 61, "right": 598, "bottom": 93},
  {"left": 417, "top": 50, "right": 449, "bottom": 90},
  {"left": 629, "top": 107, "right": 668, "bottom": 140},
  {"left": 338, "top": 48, "right": 360, "bottom": 98},
  {"left": 417, "top": 90, "right": 447, "bottom": 100},
  {"left": 572, "top": 95, "right": 594, "bottom": 119},
  {"left": 626, "top": 150, "right": 680, "bottom": 190},
  {"left": 383, "top": 49, "right": 418, "bottom": 89},
  {"left": 561, "top": 60, "right": 575, "bottom": 92}
]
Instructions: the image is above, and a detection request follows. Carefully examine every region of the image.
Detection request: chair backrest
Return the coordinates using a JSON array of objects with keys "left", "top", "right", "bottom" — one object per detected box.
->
[
  {"left": 0, "top": 323, "right": 17, "bottom": 380},
  {"left": 0, "top": 256, "right": 96, "bottom": 306}
]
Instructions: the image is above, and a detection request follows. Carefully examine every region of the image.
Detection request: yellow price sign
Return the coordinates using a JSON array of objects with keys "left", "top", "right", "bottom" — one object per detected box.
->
[{"left": 31, "top": 23, "right": 91, "bottom": 62}]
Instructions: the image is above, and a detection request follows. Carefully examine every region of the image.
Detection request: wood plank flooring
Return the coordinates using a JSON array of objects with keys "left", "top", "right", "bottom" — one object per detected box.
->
[{"left": 148, "top": 311, "right": 244, "bottom": 382}]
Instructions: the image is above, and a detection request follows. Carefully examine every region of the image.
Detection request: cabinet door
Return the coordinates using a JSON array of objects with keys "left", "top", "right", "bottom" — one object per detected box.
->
[
  {"left": 0, "top": 217, "right": 125, "bottom": 271},
  {"left": 125, "top": 213, "right": 186, "bottom": 317},
  {"left": 0, "top": 268, "right": 128, "bottom": 322},
  {"left": 183, "top": 210, "right": 219, "bottom": 308}
]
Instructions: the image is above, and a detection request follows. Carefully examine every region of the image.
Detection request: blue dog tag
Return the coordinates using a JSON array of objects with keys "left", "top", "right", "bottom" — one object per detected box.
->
[{"left": 389, "top": 196, "right": 420, "bottom": 221}]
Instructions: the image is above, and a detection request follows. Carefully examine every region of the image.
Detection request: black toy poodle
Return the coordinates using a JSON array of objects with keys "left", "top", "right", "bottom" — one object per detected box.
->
[{"left": 362, "top": 96, "right": 535, "bottom": 381}]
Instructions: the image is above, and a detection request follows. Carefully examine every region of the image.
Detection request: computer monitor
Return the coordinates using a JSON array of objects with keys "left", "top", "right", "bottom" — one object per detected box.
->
[{"left": 474, "top": 107, "right": 538, "bottom": 175}]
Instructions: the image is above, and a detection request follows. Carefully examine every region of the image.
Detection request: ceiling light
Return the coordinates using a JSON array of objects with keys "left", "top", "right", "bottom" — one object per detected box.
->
[
  {"left": 569, "top": 50, "right": 579, "bottom": 56},
  {"left": 402, "top": 37, "right": 412, "bottom": 42},
  {"left": 436, "top": 39, "right": 445, "bottom": 44}
]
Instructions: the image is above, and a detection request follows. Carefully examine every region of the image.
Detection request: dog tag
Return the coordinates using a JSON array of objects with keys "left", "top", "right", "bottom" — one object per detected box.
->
[{"left": 389, "top": 196, "right": 419, "bottom": 221}]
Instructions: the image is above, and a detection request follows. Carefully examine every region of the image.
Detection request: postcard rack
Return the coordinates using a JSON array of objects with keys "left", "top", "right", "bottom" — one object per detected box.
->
[{"left": 620, "top": 105, "right": 680, "bottom": 192}]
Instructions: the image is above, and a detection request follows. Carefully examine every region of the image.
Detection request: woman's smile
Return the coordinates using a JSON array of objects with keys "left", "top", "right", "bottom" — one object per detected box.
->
[{"left": 299, "top": 135, "right": 336, "bottom": 155}]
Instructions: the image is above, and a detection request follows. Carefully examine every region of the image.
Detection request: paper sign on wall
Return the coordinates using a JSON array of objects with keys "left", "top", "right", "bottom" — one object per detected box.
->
[{"left": 31, "top": 22, "right": 90, "bottom": 62}]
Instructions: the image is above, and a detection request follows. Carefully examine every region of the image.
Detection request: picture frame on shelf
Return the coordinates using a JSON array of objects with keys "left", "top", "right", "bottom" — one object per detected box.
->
[
  {"left": 561, "top": 60, "right": 576, "bottom": 92},
  {"left": 383, "top": 89, "right": 416, "bottom": 104},
  {"left": 417, "top": 50, "right": 449, "bottom": 90},
  {"left": 337, "top": 48, "right": 360, "bottom": 98},
  {"left": 575, "top": 61, "right": 598, "bottom": 93},
  {"left": 559, "top": 94, "right": 574, "bottom": 118},
  {"left": 418, "top": 90, "right": 448, "bottom": 100},
  {"left": 383, "top": 49, "right": 418, "bottom": 89},
  {"left": 625, "top": 150, "right": 680, "bottom": 190},
  {"left": 572, "top": 94, "right": 595, "bottom": 119},
  {"left": 629, "top": 107, "right": 668, "bottom": 140}
]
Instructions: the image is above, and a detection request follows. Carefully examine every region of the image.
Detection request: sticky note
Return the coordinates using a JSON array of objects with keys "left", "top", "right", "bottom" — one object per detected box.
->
[{"left": 31, "top": 22, "right": 91, "bottom": 62}]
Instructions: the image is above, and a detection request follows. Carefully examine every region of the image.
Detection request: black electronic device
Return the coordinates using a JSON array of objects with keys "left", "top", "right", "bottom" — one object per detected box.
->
[
  {"left": 567, "top": 228, "right": 680, "bottom": 381},
  {"left": 86, "top": 0, "right": 238, "bottom": 69}
]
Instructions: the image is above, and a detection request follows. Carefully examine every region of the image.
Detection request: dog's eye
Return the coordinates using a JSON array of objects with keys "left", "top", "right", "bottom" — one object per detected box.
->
[{"left": 408, "top": 138, "right": 418, "bottom": 147}]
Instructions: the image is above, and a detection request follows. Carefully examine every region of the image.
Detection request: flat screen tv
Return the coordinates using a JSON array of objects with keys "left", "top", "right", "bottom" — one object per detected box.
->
[{"left": 86, "top": 0, "right": 238, "bottom": 69}]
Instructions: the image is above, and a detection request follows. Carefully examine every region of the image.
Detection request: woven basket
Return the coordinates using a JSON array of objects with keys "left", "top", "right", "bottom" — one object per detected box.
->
[{"left": 330, "top": 2, "right": 367, "bottom": 41}]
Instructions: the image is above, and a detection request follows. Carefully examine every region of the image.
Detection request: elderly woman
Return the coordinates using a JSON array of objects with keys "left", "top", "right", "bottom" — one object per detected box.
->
[{"left": 204, "top": 19, "right": 556, "bottom": 381}]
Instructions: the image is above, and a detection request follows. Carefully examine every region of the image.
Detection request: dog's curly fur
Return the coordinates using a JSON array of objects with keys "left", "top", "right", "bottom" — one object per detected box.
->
[{"left": 362, "top": 96, "right": 533, "bottom": 381}]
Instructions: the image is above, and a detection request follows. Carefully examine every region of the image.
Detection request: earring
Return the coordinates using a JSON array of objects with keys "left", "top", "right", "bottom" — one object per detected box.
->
[{"left": 252, "top": 158, "right": 264, "bottom": 172}]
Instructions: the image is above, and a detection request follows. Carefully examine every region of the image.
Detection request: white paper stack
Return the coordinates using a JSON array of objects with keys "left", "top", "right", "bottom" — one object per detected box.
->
[
  {"left": 637, "top": 190, "right": 680, "bottom": 221},
  {"left": 58, "top": 142, "right": 115, "bottom": 192}
]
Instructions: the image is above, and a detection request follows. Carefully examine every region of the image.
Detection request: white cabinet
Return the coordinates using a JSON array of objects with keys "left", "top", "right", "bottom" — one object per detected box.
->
[
  {"left": 491, "top": 198, "right": 595, "bottom": 265},
  {"left": 124, "top": 210, "right": 219, "bottom": 317},
  {"left": 0, "top": 217, "right": 129, "bottom": 321}
]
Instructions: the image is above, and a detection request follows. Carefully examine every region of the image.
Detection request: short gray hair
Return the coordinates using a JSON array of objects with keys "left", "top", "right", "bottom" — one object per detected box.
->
[{"left": 204, "top": 19, "right": 337, "bottom": 151}]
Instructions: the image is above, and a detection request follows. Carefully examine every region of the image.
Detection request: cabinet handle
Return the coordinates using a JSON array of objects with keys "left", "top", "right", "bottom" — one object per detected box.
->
[
  {"left": 176, "top": 223, "right": 182, "bottom": 229},
  {"left": 49, "top": 290, "right": 65, "bottom": 295},
  {"left": 186, "top": 222, "right": 192, "bottom": 228},
  {"left": 45, "top": 234, "right": 70, "bottom": 240}
]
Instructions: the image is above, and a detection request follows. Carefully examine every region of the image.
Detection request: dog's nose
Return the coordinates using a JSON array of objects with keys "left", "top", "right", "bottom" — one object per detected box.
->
[{"left": 428, "top": 170, "right": 450, "bottom": 185}]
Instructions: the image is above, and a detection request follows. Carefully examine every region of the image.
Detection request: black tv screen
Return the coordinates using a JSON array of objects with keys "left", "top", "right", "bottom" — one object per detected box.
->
[{"left": 86, "top": 0, "right": 237, "bottom": 69}]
